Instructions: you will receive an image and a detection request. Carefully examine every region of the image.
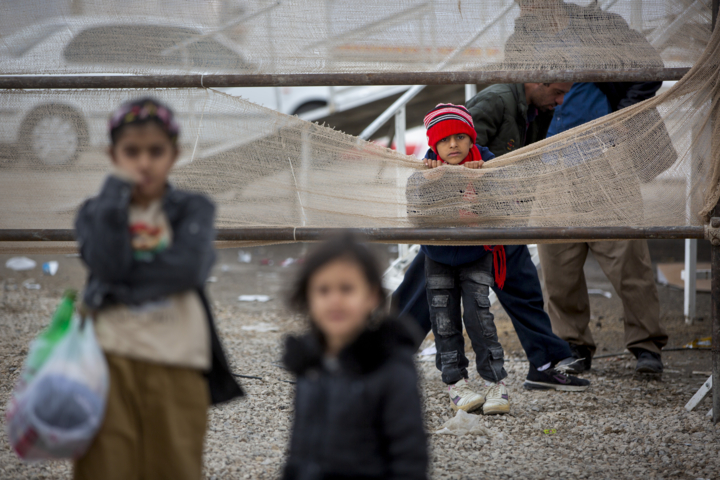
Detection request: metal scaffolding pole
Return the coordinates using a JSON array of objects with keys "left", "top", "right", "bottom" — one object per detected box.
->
[
  {"left": 711, "top": 0, "right": 719, "bottom": 425},
  {"left": 0, "top": 68, "right": 690, "bottom": 90},
  {"left": 0, "top": 226, "right": 705, "bottom": 243}
]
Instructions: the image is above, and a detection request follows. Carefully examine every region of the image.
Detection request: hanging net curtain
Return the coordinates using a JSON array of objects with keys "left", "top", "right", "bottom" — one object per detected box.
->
[{"left": 0, "top": 0, "right": 718, "bottom": 249}]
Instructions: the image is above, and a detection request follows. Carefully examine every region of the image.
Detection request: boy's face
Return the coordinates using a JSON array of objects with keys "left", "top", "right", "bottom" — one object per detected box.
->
[
  {"left": 435, "top": 134, "right": 473, "bottom": 165},
  {"left": 110, "top": 123, "right": 178, "bottom": 204}
]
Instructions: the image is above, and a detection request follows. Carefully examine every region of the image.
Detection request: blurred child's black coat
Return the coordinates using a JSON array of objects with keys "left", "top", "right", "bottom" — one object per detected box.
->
[
  {"left": 282, "top": 317, "right": 428, "bottom": 480},
  {"left": 75, "top": 175, "right": 243, "bottom": 405}
]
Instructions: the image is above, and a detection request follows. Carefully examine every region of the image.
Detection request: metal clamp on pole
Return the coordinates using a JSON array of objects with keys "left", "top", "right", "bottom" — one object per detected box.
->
[{"left": 705, "top": 218, "right": 720, "bottom": 245}]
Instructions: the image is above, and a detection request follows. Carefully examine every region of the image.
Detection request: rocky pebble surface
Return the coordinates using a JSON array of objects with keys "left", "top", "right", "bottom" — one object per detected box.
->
[{"left": 1, "top": 283, "right": 718, "bottom": 479}]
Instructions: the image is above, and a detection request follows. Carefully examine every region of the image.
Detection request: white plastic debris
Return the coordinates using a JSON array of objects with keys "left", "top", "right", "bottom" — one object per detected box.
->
[
  {"left": 22, "top": 279, "right": 41, "bottom": 290},
  {"left": 420, "top": 345, "right": 437, "bottom": 356},
  {"left": 588, "top": 289, "right": 612, "bottom": 299},
  {"left": 207, "top": 276, "right": 218, "bottom": 283},
  {"left": 42, "top": 261, "right": 59, "bottom": 276},
  {"left": 238, "top": 295, "right": 271, "bottom": 302},
  {"left": 5, "top": 257, "right": 37, "bottom": 271},
  {"left": 241, "top": 323, "right": 279, "bottom": 332},
  {"left": 238, "top": 251, "right": 252, "bottom": 263},
  {"left": 435, "top": 409, "right": 495, "bottom": 437},
  {"left": 280, "top": 258, "right": 296, "bottom": 267},
  {"left": 221, "top": 264, "right": 230, "bottom": 272}
]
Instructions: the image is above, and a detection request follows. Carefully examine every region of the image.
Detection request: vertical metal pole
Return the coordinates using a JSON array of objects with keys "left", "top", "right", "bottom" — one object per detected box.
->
[
  {"left": 711, "top": 0, "right": 719, "bottom": 425},
  {"left": 713, "top": 215, "right": 720, "bottom": 424},
  {"left": 394, "top": 105, "right": 406, "bottom": 155},
  {"left": 465, "top": 84, "right": 477, "bottom": 102},
  {"left": 299, "top": 127, "right": 310, "bottom": 226},
  {"left": 630, "top": 0, "right": 643, "bottom": 30},
  {"left": 394, "top": 105, "right": 407, "bottom": 262},
  {"left": 685, "top": 239, "right": 698, "bottom": 324}
]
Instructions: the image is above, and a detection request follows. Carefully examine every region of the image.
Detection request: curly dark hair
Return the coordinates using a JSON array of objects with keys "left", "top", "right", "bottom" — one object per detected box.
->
[{"left": 287, "top": 231, "right": 386, "bottom": 315}]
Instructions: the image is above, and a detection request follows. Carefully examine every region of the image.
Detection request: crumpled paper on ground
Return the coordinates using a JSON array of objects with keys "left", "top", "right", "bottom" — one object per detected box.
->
[{"left": 434, "top": 409, "right": 497, "bottom": 438}]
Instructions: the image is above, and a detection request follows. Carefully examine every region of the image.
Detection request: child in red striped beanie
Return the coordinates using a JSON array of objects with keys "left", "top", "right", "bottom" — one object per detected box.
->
[{"left": 407, "top": 103, "right": 510, "bottom": 415}]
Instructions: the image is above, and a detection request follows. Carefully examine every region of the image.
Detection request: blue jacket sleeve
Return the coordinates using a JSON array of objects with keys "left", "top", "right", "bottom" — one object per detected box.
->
[{"left": 479, "top": 145, "right": 495, "bottom": 160}]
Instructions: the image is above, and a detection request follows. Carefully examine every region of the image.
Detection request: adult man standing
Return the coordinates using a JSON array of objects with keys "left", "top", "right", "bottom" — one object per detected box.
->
[
  {"left": 503, "top": 0, "right": 671, "bottom": 375},
  {"left": 392, "top": 81, "right": 587, "bottom": 391},
  {"left": 539, "top": 82, "right": 669, "bottom": 375}
]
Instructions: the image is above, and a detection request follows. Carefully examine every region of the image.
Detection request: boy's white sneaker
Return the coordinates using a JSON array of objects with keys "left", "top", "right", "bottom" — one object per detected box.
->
[
  {"left": 448, "top": 379, "right": 485, "bottom": 412},
  {"left": 482, "top": 382, "right": 510, "bottom": 415}
]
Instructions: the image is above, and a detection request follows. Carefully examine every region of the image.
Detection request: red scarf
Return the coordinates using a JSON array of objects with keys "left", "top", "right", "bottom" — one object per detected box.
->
[
  {"left": 483, "top": 245, "right": 507, "bottom": 289},
  {"left": 437, "top": 145, "right": 483, "bottom": 165}
]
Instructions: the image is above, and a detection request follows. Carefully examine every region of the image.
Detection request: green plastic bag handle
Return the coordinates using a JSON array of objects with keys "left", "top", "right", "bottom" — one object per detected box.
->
[{"left": 23, "top": 290, "right": 77, "bottom": 380}]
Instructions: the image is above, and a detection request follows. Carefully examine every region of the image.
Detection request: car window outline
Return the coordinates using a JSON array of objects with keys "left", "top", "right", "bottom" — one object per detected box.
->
[
  {"left": 6, "top": 24, "right": 66, "bottom": 58},
  {"left": 61, "top": 24, "right": 244, "bottom": 69}
]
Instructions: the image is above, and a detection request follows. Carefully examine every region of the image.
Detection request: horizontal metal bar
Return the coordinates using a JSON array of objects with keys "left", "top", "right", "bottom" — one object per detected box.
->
[
  {"left": 0, "top": 68, "right": 690, "bottom": 89},
  {"left": 0, "top": 226, "right": 705, "bottom": 243}
]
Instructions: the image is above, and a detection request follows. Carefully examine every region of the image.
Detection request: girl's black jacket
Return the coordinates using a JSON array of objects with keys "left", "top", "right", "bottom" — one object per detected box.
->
[{"left": 282, "top": 317, "right": 428, "bottom": 480}]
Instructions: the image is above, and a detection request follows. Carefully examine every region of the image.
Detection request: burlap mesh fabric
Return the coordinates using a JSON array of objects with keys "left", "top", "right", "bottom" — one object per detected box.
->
[{"left": 0, "top": 1, "right": 718, "bottom": 250}]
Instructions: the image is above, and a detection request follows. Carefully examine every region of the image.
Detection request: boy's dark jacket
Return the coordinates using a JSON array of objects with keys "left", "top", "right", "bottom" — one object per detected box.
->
[
  {"left": 282, "top": 317, "right": 428, "bottom": 480},
  {"left": 75, "top": 175, "right": 243, "bottom": 405}
]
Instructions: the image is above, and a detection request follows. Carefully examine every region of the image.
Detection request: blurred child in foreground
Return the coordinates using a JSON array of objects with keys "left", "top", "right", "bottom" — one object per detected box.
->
[
  {"left": 73, "top": 98, "right": 242, "bottom": 480},
  {"left": 282, "top": 233, "right": 428, "bottom": 480}
]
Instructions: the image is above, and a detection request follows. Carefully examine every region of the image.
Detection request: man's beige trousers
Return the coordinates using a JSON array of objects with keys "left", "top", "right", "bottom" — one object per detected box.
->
[{"left": 538, "top": 240, "right": 668, "bottom": 356}]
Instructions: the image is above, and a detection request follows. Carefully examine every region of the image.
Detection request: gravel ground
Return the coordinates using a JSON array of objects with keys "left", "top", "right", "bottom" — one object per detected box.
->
[{"left": 1, "top": 246, "right": 718, "bottom": 479}]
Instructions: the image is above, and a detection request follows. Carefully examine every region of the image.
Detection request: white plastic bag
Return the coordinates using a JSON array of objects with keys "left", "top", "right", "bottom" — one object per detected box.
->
[
  {"left": 6, "top": 316, "right": 109, "bottom": 461},
  {"left": 435, "top": 409, "right": 495, "bottom": 437}
]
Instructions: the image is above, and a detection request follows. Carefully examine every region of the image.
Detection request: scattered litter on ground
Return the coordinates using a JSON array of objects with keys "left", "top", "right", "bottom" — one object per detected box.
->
[
  {"left": 543, "top": 428, "right": 557, "bottom": 435},
  {"left": 588, "top": 289, "right": 612, "bottom": 298},
  {"left": 240, "top": 323, "right": 279, "bottom": 332},
  {"left": 42, "top": 261, "right": 59, "bottom": 276},
  {"left": 233, "top": 374, "right": 263, "bottom": 380},
  {"left": 260, "top": 259, "right": 274, "bottom": 266},
  {"left": 420, "top": 345, "right": 437, "bottom": 356},
  {"left": 238, "top": 251, "right": 252, "bottom": 263},
  {"left": 238, "top": 295, "right": 271, "bottom": 303},
  {"left": 22, "top": 279, "right": 41, "bottom": 290},
  {"left": 684, "top": 337, "right": 711, "bottom": 349},
  {"left": 207, "top": 276, "right": 218, "bottom": 283},
  {"left": 5, "top": 257, "right": 36, "bottom": 271},
  {"left": 435, "top": 409, "right": 494, "bottom": 437},
  {"left": 692, "top": 371, "right": 711, "bottom": 376},
  {"left": 220, "top": 264, "right": 230, "bottom": 272},
  {"left": 280, "top": 258, "right": 295, "bottom": 267}
]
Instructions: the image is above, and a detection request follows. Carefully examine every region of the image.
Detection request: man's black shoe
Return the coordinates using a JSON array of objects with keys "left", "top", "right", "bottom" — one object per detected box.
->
[
  {"left": 523, "top": 362, "right": 591, "bottom": 392},
  {"left": 635, "top": 350, "right": 663, "bottom": 374}
]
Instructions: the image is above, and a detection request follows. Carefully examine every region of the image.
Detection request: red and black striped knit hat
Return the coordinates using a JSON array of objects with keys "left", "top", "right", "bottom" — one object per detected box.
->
[{"left": 423, "top": 103, "right": 477, "bottom": 154}]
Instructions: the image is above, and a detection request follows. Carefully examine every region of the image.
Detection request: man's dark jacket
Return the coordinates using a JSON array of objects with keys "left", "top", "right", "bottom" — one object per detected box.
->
[
  {"left": 466, "top": 83, "right": 554, "bottom": 158},
  {"left": 282, "top": 317, "right": 428, "bottom": 480},
  {"left": 75, "top": 176, "right": 243, "bottom": 405}
]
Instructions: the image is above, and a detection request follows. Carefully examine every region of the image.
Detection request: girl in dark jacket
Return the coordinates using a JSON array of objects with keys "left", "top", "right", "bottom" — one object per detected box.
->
[{"left": 282, "top": 233, "right": 428, "bottom": 480}]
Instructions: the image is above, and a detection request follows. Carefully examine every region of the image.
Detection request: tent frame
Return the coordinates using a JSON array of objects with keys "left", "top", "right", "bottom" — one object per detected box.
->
[{"left": 0, "top": 0, "right": 717, "bottom": 423}]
